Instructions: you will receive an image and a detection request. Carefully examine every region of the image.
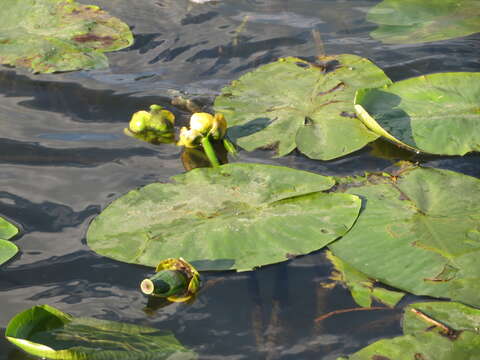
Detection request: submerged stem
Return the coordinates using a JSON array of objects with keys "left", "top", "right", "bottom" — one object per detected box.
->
[{"left": 201, "top": 136, "right": 220, "bottom": 167}]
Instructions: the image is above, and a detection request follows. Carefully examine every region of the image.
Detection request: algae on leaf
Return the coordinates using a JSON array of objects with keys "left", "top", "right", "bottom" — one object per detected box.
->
[
  {"left": 0, "top": 0, "right": 133, "bottom": 73},
  {"left": 214, "top": 55, "right": 392, "bottom": 160},
  {"left": 6, "top": 305, "right": 197, "bottom": 360},
  {"left": 368, "top": 0, "right": 480, "bottom": 44},
  {"left": 330, "top": 164, "right": 480, "bottom": 308},
  {"left": 355, "top": 72, "right": 480, "bottom": 156},
  {"left": 340, "top": 301, "right": 480, "bottom": 360},
  {"left": 0, "top": 216, "right": 19, "bottom": 266},
  {"left": 87, "top": 163, "right": 361, "bottom": 271}
]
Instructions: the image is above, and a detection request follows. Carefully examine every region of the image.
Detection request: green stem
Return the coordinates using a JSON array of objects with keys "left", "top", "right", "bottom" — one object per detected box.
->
[
  {"left": 222, "top": 137, "right": 237, "bottom": 156},
  {"left": 201, "top": 136, "right": 220, "bottom": 167},
  {"left": 140, "top": 270, "right": 188, "bottom": 297}
]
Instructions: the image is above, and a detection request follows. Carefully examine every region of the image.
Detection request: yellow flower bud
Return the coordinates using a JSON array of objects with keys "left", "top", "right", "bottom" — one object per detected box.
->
[
  {"left": 210, "top": 113, "right": 227, "bottom": 140},
  {"left": 129, "top": 110, "right": 150, "bottom": 133},
  {"left": 190, "top": 112, "right": 215, "bottom": 135},
  {"left": 189, "top": 112, "right": 227, "bottom": 140}
]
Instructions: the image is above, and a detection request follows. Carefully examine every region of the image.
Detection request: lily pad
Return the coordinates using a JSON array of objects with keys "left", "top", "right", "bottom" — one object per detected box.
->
[
  {"left": 87, "top": 163, "right": 361, "bottom": 271},
  {"left": 5, "top": 304, "right": 197, "bottom": 359},
  {"left": 325, "top": 251, "right": 404, "bottom": 308},
  {"left": 355, "top": 72, "right": 480, "bottom": 155},
  {"left": 329, "top": 163, "right": 480, "bottom": 307},
  {"left": 340, "top": 301, "right": 480, "bottom": 360},
  {"left": 214, "top": 55, "right": 392, "bottom": 160},
  {"left": 0, "top": 216, "right": 19, "bottom": 266},
  {"left": 367, "top": 0, "right": 480, "bottom": 44},
  {"left": 0, "top": 0, "right": 133, "bottom": 73}
]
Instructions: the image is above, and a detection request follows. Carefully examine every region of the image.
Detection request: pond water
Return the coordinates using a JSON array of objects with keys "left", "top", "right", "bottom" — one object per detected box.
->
[{"left": 1, "top": 0, "right": 479, "bottom": 359}]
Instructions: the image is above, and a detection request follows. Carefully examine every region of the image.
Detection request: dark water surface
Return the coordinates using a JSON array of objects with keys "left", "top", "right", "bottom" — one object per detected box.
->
[{"left": 1, "top": 0, "right": 479, "bottom": 359}]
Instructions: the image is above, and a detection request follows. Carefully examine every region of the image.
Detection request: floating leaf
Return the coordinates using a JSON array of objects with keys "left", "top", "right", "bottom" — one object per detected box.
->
[
  {"left": 87, "top": 163, "right": 361, "bottom": 271},
  {"left": 355, "top": 72, "right": 480, "bottom": 155},
  {"left": 0, "top": 0, "right": 133, "bottom": 73},
  {"left": 325, "top": 251, "right": 404, "bottom": 308},
  {"left": 0, "top": 216, "right": 19, "bottom": 266},
  {"left": 330, "top": 164, "right": 480, "bottom": 307},
  {"left": 367, "top": 0, "right": 480, "bottom": 44},
  {"left": 5, "top": 304, "right": 197, "bottom": 360},
  {"left": 214, "top": 55, "right": 392, "bottom": 160},
  {"left": 341, "top": 301, "right": 480, "bottom": 359}
]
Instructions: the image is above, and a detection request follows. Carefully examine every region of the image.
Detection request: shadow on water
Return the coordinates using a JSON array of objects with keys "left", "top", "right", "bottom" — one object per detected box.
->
[
  {"left": 0, "top": 138, "right": 159, "bottom": 167},
  {"left": 0, "top": 71, "right": 173, "bottom": 124},
  {"left": 0, "top": 192, "right": 97, "bottom": 233}
]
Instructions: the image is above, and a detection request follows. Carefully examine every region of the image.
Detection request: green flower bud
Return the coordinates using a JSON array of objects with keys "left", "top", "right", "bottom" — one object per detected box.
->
[
  {"left": 129, "top": 110, "right": 150, "bottom": 133},
  {"left": 126, "top": 105, "right": 176, "bottom": 144}
]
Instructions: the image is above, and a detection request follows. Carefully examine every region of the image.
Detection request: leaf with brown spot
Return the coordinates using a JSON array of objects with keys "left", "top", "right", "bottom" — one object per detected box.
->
[
  {"left": 0, "top": 0, "right": 133, "bottom": 73},
  {"left": 214, "top": 55, "right": 391, "bottom": 160}
]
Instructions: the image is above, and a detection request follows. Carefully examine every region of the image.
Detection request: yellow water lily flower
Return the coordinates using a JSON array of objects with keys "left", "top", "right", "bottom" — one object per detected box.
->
[
  {"left": 189, "top": 112, "right": 227, "bottom": 140},
  {"left": 177, "top": 127, "right": 202, "bottom": 148}
]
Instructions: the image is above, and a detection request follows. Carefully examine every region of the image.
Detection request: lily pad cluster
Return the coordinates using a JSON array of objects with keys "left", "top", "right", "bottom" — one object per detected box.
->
[
  {"left": 215, "top": 56, "right": 480, "bottom": 159},
  {"left": 0, "top": 216, "right": 19, "bottom": 266},
  {"left": 0, "top": 0, "right": 133, "bottom": 73},
  {"left": 329, "top": 163, "right": 480, "bottom": 308}
]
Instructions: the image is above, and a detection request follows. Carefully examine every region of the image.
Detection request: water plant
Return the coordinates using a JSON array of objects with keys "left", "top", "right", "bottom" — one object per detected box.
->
[
  {"left": 86, "top": 163, "right": 361, "bottom": 271},
  {"left": 140, "top": 258, "right": 201, "bottom": 302},
  {"left": 124, "top": 105, "right": 176, "bottom": 144},
  {"left": 5, "top": 305, "right": 197, "bottom": 359},
  {"left": 340, "top": 301, "right": 480, "bottom": 359},
  {"left": 0, "top": 216, "right": 19, "bottom": 266},
  {"left": 0, "top": 0, "right": 133, "bottom": 73},
  {"left": 367, "top": 0, "right": 480, "bottom": 44},
  {"left": 354, "top": 72, "right": 480, "bottom": 155},
  {"left": 329, "top": 162, "right": 480, "bottom": 308},
  {"left": 214, "top": 55, "right": 392, "bottom": 160}
]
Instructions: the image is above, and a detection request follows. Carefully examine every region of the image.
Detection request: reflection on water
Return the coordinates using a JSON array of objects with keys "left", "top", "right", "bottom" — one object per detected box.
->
[{"left": 1, "top": 0, "right": 480, "bottom": 359}]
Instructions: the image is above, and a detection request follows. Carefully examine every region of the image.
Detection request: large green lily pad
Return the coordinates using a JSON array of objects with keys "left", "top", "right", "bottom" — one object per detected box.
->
[
  {"left": 340, "top": 301, "right": 480, "bottom": 360},
  {"left": 214, "top": 55, "right": 392, "bottom": 160},
  {"left": 367, "top": 0, "right": 480, "bottom": 44},
  {"left": 6, "top": 304, "right": 197, "bottom": 359},
  {"left": 0, "top": 216, "right": 19, "bottom": 266},
  {"left": 87, "top": 163, "right": 361, "bottom": 271},
  {"left": 355, "top": 72, "right": 480, "bottom": 155},
  {"left": 329, "top": 163, "right": 480, "bottom": 307},
  {"left": 0, "top": 0, "right": 133, "bottom": 73}
]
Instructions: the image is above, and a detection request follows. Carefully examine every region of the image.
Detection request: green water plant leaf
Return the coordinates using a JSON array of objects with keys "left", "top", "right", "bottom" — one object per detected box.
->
[
  {"left": 5, "top": 304, "right": 197, "bottom": 360},
  {"left": 87, "top": 163, "right": 361, "bottom": 271},
  {"left": 367, "top": 0, "right": 480, "bottom": 44},
  {"left": 354, "top": 72, "right": 480, "bottom": 155},
  {"left": 0, "top": 216, "right": 19, "bottom": 266},
  {"left": 0, "top": 0, "right": 133, "bottom": 73},
  {"left": 325, "top": 251, "right": 404, "bottom": 308},
  {"left": 214, "top": 55, "right": 392, "bottom": 160},
  {"left": 329, "top": 163, "right": 480, "bottom": 307},
  {"left": 340, "top": 301, "right": 480, "bottom": 360}
]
